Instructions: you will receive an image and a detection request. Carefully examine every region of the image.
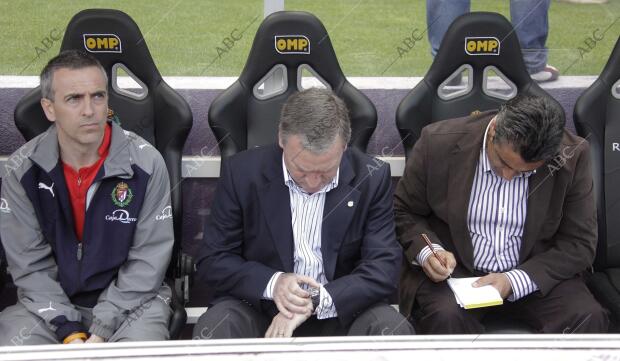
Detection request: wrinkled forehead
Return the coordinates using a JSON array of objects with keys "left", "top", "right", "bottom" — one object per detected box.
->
[{"left": 51, "top": 66, "right": 107, "bottom": 92}]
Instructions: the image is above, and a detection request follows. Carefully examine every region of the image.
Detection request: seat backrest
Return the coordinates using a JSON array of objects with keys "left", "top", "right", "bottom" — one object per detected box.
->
[
  {"left": 574, "top": 37, "right": 620, "bottom": 270},
  {"left": 396, "top": 12, "right": 556, "bottom": 158},
  {"left": 13, "top": 9, "right": 193, "bottom": 278},
  {"left": 209, "top": 11, "right": 377, "bottom": 158}
]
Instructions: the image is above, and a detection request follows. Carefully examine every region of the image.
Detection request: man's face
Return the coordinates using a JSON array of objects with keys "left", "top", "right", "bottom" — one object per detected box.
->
[
  {"left": 486, "top": 120, "right": 545, "bottom": 181},
  {"left": 40, "top": 66, "right": 108, "bottom": 150},
  {"left": 279, "top": 134, "right": 345, "bottom": 194}
]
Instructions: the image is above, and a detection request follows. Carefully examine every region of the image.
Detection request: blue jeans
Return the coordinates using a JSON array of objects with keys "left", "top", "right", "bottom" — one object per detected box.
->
[{"left": 426, "top": 0, "right": 551, "bottom": 74}]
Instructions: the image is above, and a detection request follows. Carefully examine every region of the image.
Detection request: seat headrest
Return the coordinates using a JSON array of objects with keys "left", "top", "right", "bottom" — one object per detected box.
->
[
  {"left": 60, "top": 8, "right": 161, "bottom": 87},
  {"left": 574, "top": 37, "right": 620, "bottom": 269},
  {"left": 598, "top": 37, "right": 620, "bottom": 85},
  {"left": 429, "top": 11, "right": 531, "bottom": 87},
  {"left": 239, "top": 11, "right": 345, "bottom": 88}
]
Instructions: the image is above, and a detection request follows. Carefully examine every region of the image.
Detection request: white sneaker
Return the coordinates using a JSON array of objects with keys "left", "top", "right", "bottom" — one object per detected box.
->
[
  {"left": 530, "top": 65, "right": 560, "bottom": 83},
  {"left": 556, "top": 0, "right": 608, "bottom": 4}
]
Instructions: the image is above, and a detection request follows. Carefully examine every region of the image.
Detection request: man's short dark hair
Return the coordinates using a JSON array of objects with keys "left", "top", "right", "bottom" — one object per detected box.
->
[
  {"left": 493, "top": 94, "right": 565, "bottom": 163},
  {"left": 40, "top": 50, "right": 107, "bottom": 100},
  {"left": 279, "top": 88, "right": 351, "bottom": 153}
]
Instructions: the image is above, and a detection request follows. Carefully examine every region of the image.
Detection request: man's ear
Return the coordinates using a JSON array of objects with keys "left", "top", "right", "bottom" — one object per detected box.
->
[
  {"left": 278, "top": 132, "right": 284, "bottom": 149},
  {"left": 40, "top": 98, "right": 56, "bottom": 123},
  {"left": 488, "top": 117, "right": 497, "bottom": 138}
]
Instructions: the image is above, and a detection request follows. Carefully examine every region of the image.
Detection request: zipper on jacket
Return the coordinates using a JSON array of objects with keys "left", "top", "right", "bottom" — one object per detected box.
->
[{"left": 77, "top": 242, "right": 84, "bottom": 290}]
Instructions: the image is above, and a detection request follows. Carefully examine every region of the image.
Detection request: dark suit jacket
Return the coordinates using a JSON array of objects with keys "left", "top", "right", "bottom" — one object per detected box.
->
[
  {"left": 196, "top": 144, "right": 402, "bottom": 326},
  {"left": 394, "top": 111, "right": 597, "bottom": 316}
]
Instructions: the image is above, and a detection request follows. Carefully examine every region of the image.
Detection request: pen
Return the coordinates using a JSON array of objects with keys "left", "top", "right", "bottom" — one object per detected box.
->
[{"left": 421, "top": 233, "right": 451, "bottom": 278}]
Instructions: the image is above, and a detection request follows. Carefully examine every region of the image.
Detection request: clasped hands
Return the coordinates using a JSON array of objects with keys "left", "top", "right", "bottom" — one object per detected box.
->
[
  {"left": 421, "top": 250, "right": 513, "bottom": 299},
  {"left": 265, "top": 273, "right": 320, "bottom": 338}
]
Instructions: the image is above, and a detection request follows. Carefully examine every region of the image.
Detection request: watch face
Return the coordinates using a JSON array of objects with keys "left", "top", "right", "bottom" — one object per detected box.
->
[{"left": 309, "top": 287, "right": 320, "bottom": 311}]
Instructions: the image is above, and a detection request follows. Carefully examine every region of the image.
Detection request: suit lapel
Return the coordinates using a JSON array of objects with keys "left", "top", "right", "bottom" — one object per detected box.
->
[
  {"left": 520, "top": 166, "right": 554, "bottom": 260},
  {"left": 258, "top": 146, "right": 294, "bottom": 272},
  {"left": 321, "top": 151, "right": 359, "bottom": 281},
  {"left": 447, "top": 118, "right": 490, "bottom": 272},
  {"left": 257, "top": 147, "right": 362, "bottom": 278}
]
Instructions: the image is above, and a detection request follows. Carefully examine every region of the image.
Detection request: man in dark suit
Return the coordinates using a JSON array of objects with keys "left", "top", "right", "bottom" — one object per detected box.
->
[
  {"left": 395, "top": 94, "right": 609, "bottom": 333},
  {"left": 193, "top": 88, "right": 413, "bottom": 338}
]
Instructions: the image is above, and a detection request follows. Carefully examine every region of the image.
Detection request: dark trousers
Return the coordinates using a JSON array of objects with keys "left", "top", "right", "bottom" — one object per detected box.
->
[
  {"left": 193, "top": 299, "right": 414, "bottom": 339},
  {"left": 412, "top": 276, "right": 609, "bottom": 334}
]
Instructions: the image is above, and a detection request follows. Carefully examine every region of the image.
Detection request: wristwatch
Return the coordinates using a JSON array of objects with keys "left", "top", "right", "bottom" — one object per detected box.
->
[{"left": 309, "top": 286, "right": 320, "bottom": 313}]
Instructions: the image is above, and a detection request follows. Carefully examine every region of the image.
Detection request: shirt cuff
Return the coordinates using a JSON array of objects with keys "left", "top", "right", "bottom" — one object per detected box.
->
[
  {"left": 262, "top": 272, "right": 283, "bottom": 300},
  {"left": 88, "top": 319, "right": 115, "bottom": 340},
  {"left": 315, "top": 285, "right": 338, "bottom": 319},
  {"left": 416, "top": 244, "right": 445, "bottom": 266},
  {"left": 504, "top": 269, "right": 539, "bottom": 301}
]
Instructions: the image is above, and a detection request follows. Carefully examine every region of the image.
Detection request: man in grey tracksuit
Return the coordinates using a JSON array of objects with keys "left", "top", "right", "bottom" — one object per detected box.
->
[{"left": 0, "top": 50, "right": 174, "bottom": 345}]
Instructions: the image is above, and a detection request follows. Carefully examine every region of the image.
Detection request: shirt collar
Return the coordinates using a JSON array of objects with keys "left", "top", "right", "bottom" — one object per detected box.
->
[
  {"left": 481, "top": 120, "right": 493, "bottom": 174},
  {"left": 282, "top": 155, "right": 339, "bottom": 195},
  {"left": 98, "top": 122, "right": 112, "bottom": 157},
  {"left": 481, "top": 120, "right": 536, "bottom": 178}
]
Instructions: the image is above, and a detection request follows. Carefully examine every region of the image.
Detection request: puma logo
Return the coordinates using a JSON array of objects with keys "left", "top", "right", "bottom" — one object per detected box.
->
[
  {"left": 37, "top": 301, "right": 56, "bottom": 314},
  {"left": 38, "top": 182, "right": 55, "bottom": 197},
  {"left": 0, "top": 198, "right": 10, "bottom": 214},
  {"left": 138, "top": 143, "right": 150, "bottom": 149},
  {"left": 157, "top": 295, "right": 171, "bottom": 305}
]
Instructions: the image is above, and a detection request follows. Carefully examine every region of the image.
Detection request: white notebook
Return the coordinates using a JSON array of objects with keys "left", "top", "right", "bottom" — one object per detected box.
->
[{"left": 447, "top": 277, "right": 503, "bottom": 309}]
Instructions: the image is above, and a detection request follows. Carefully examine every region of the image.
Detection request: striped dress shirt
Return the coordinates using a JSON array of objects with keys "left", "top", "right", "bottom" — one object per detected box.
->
[
  {"left": 418, "top": 122, "right": 539, "bottom": 301},
  {"left": 261, "top": 157, "right": 339, "bottom": 319}
]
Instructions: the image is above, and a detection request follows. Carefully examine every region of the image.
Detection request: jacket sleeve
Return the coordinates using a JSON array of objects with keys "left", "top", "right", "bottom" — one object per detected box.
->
[
  {"left": 393, "top": 127, "right": 444, "bottom": 265},
  {"left": 89, "top": 151, "right": 174, "bottom": 339},
  {"left": 323, "top": 162, "right": 402, "bottom": 326},
  {"left": 518, "top": 142, "right": 598, "bottom": 295},
  {"left": 195, "top": 157, "right": 279, "bottom": 308},
  {"left": 1, "top": 163, "right": 87, "bottom": 342}
]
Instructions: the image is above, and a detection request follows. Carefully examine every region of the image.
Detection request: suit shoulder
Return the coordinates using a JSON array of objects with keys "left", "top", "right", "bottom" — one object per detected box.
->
[
  {"left": 347, "top": 148, "right": 390, "bottom": 178},
  {"left": 225, "top": 144, "right": 279, "bottom": 176},
  {"left": 423, "top": 111, "right": 495, "bottom": 136},
  {"left": 556, "top": 130, "right": 590, "bottom": 163},
  {"left": 228, "top": 144, "right": 276, "bottom": 163},
  {"left": 555, "top": 130, "right": 591, "bottom": 170},
  {"left": 561, "top": 130, "right": 589, "bottom": 149}
]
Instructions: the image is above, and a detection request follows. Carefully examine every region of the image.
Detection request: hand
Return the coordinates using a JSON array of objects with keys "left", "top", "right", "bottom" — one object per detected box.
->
[
  {"left": 265, "top": 311, "right": 311, "bottom": 338},
  {"left": 273, "top": 273, "right": 320, "bottom": 319},
  {"left": 473, "top": 273, "right": 513, "bottom": 299},
  {"left": 85, "top": 334, "right": 105, "bottom": 343},
  {"left": 422, "top": 250, "right": 456, "bottom": 282}
]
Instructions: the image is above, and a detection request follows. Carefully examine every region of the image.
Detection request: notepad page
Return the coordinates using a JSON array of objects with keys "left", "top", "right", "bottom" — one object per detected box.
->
[{"left": 447, "top": 277, "right": 503, "bottom": 309}]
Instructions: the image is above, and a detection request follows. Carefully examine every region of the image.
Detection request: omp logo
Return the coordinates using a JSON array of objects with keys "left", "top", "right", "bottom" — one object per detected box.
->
[
  {"left": 83, "top": 34, "right": 122, "bottom": 53},
  {"left": 465, "top": 37, "right": 500, "bottom": 56},
  {"left": 105, "top": 209, "right": 137, "bottom": 224},
  {"left": 156, "top": 206, "right": 172, "bottom": 221},
  {"left": 275, "top": 35, "right": 310, "bottom": 54}
]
